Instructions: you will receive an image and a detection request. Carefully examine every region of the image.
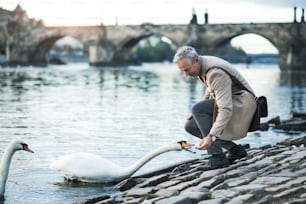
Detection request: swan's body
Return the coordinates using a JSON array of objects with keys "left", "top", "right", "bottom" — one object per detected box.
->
[
  {"left": 50, "top": 141, "right": 193, "bottom": 183},
  {"left": 0, "top": 140, "right": 34, "bottom": 197}
]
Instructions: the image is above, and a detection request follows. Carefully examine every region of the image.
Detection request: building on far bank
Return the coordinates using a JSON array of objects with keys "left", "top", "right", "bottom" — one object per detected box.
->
[
  {"left": 0, "top": 4, "right": 44, "bottom": 64},
  {"left": 0, "top": 4, "right": 43, "bottom": 26}
]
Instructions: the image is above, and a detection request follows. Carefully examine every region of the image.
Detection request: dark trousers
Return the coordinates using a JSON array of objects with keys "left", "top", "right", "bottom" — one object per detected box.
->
[{"left": 185, "top": 99, "right": 237, "bottom": 155}]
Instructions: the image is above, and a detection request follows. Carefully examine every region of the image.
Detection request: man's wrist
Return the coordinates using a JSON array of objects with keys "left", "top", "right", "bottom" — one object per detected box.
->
[{"left": 208, "top": 134, "right": 216, "bottom": 141}]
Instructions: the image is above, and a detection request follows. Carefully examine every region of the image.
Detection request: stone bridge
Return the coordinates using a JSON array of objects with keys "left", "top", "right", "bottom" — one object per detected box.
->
[{"left": 2, "top": 22, "right": 306, "bottom": 70}]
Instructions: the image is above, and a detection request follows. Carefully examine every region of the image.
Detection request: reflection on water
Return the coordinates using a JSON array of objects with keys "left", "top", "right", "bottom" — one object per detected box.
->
[
  {"left": 0, "top": 63, "right": 305, "bottom": 203},
  {"left": 280, "top": 71, "right": 306, "bottom": 112}
]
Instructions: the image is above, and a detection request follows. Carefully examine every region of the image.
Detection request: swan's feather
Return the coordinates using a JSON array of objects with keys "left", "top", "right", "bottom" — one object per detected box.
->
[
  {"left": 50, "top": 142, "right": 185, "bottom": 183},
  {"left": 50, "top": 153, "right": 127, "bottom": 182}
]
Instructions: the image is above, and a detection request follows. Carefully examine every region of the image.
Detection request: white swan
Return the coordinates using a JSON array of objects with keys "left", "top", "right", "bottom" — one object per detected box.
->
[
  {"left": 50, "top": 141, "right": 194, "bottom": 183},
  {"left": 0, "top": 140, "right": 34, "bottom": 197}
]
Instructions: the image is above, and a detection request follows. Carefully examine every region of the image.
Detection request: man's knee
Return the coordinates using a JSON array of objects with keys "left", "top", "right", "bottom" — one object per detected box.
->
[
  {"left": 184, "top": 121, "right": 194, "bottom": 134},
  {"left": 191, "top": 102, "right": 202, "bottom": 115},
  {"left": 192, "top": 100, "right": 214, "bottom": 116},
  {"left": 184, "top": 120, "right": 202, "bottom": 138}
]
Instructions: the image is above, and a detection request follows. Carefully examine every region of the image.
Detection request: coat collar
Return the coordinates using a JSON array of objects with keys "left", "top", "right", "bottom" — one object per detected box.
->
[{"left": 197, "top": 56, "right": 208, "bottom": 82}]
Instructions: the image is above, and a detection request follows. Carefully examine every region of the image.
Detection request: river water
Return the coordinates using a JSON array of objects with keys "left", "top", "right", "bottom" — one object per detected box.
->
[{"left": 0, "top": 62, "right": 305, "bottom": 204}]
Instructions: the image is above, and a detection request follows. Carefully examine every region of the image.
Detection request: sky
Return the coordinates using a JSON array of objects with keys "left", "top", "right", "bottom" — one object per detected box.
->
[
  {"left": 2, "top": 0, "right": 305, "bottom": 53},
  {"left": 3, "top": 0, "right": 305, "bottom": 26}
]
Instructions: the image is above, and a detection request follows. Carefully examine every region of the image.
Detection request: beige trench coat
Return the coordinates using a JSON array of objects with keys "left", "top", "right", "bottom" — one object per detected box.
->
[{"left": 198, "top": 56, "right": 257, "bottom": 141}]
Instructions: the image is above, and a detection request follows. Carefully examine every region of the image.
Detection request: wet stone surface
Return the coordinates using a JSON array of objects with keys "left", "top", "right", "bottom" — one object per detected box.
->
[{"left": 78, "top": 136, "right": 306, "bottom": 204}]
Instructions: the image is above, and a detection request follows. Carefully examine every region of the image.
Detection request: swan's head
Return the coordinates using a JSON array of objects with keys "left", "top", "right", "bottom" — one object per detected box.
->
[
  {"left": 176, "top": 141, "right": 194, "bottom": 153},
  {"left": 10, "top": 140, "right": 34, "bottom": 153}
]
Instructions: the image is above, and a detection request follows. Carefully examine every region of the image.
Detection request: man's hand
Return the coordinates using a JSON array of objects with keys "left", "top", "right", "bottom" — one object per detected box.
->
[{"left": 196, "top": 134, "right": 213, "bottom": 150}]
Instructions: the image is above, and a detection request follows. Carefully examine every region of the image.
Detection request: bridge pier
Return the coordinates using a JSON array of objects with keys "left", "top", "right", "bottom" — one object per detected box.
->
[
  {"left": 8, "top": 49, "right": 32, "bottom": 66},
  {"left": 279, "top": 47, "right": 306, "bottom": 71},
  {"left": 279, "top": 23, "right": 306, "bottom": 71},
  {"left": 89, "top": 45, "right": 114, "bottom": 66},
  {"left": 7, "top": 50, "right": 49, "bottom": 67},
  {"left": 89, "top": 45, "right": 136, "bottom": 66}
]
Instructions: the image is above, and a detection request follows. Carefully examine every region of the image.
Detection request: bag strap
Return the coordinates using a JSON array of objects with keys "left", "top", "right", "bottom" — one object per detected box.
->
[{"left": 208, "top": 66, "right": 256, "bottom": 98}]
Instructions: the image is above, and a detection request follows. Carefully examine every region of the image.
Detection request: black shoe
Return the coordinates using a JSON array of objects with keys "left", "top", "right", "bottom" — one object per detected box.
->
[
  {"left": 197, "top": 154, "right": 229, "bottom": 171},
  {"left": 227, "top": 145, "right": 247, "bottom": 164}
]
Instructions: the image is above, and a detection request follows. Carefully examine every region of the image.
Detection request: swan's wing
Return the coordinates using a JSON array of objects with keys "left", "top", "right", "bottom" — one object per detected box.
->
[{"left": 50, "top": 153, "right": 123, "bottom": 180}]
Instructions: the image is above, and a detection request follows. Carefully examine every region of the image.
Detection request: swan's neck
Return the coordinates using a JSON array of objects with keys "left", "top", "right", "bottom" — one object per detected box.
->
[
  {"left": 0, "top": 145, "right": 16, "bottom": 196},
  {"left": 123, "top": 144, "right": 177, "bottom": 178}
]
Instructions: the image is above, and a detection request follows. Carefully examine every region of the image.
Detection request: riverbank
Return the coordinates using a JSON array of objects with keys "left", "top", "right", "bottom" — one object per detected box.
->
[
  {"left": 262, "top": 112, "right": 306, "bottom": 132},
  {"left": 77, "top": 135, "right": 306, "bottom": 204}
]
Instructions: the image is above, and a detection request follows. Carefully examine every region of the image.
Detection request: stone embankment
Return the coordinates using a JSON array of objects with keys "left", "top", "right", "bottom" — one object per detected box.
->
[{"left": 78, "top": 136, "right": 306, "bottom": 204}]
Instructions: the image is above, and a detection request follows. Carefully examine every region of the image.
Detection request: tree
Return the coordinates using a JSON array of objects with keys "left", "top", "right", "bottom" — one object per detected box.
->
[{"left": 131, "top": 37, "right": 176, "bottom": 62}]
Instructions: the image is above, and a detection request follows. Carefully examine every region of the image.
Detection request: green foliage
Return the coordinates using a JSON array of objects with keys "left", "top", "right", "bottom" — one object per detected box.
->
[
  {"left": 217, "top": 43, "right": 249, "bottom": 63},
  {"left": 131, "top": 37, "right": 248, "bottom": 64},
  {"left": 131, "top": 37, "right": 176, "bottom": 63}
]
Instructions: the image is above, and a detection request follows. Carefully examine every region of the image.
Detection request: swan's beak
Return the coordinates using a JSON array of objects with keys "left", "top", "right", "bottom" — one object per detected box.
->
[
  {"left": 23, "top": 144, "right": 34, "bottom": 153},
  {"left": 181, "top": 142, "right": 194, "bottom": 148},
  {"left": 181, "top": 142, "right": 196, "bottom": 154}
]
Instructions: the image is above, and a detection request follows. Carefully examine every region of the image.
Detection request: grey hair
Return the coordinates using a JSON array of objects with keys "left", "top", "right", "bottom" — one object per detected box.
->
[{"left": 173, "top": 46, "right": 199, "bottom": 63}]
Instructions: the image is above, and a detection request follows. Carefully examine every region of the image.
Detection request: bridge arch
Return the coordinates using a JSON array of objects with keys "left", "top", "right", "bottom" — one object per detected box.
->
[
  {"left": 30, "top": 35, "right": 64, "bottom": 66},
  {"left": 113, "top": 34, "right": 152, "bottom": 63},
  {"left": 211, "top": 32, "right": 278, "bottom": 55},
  {"left": 31, "top": 34, "right": 92, "bottom": 66},
  {"left": 113, "top": 32, "right": 178, "bottom": 64}
]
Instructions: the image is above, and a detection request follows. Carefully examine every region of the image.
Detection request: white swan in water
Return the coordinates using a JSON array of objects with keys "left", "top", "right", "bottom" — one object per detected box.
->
[
  {"left": 0, "top": 140, "right": 34, "bottom": 197},
  {"left": 50, "top": 141, "right": 193, "bottom": 183}
]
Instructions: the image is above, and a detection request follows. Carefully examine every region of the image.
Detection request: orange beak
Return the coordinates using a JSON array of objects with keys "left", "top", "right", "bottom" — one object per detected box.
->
[
  {"left": 181, "top": 142, "right": 196, "bottom": 154},
  {"left": 182, "top": 142, "right": 194, "bottom": 148}
]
